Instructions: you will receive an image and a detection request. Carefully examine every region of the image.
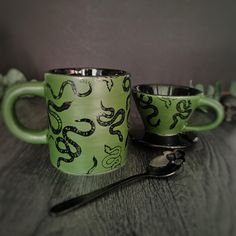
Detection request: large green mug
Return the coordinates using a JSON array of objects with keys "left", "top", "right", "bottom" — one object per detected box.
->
[
  {"left": 2, "top": 68, "right": 131, "bottom": 175},
  {"left": 132, "top": 84, "right": 224, "bottom": 137}
]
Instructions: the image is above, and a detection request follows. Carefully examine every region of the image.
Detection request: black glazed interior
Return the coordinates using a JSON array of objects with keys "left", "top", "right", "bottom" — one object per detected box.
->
[
  {"left": 49, "top": 68, "right": 127, "bottom": 77},
  {"left": 134, "top": 84, "right": 202, "bottom": 96}
]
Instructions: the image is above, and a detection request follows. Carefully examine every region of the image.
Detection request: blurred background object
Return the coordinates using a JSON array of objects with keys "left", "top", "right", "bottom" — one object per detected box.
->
[
  {"left": 190, "top": 81, "right": 222, "bottom": 101},
  {"left": 221, "top": 81, "right": 236, "bottom": 122},
  {"left": 0, "top": 68, "right": 27, "bottom": 100},
  {"left": 189, "top": 80, "right": 236, "bottom": 122},
  {"left": 0, "top": 0, "right": 236, "bottom": 87}
]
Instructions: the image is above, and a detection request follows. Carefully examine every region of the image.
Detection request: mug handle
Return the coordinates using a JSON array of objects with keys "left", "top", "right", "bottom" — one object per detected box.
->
[
  {"left": 2, "top": 81, "right": 48, "bottom": 144},
  {"left": 182, "top": 96, "right": 224, "bottom": 132}
]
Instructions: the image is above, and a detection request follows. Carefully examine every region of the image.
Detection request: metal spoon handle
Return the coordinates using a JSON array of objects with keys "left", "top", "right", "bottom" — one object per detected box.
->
[{"left": 50, "top": 173, "right": 148, "bottom": 216}]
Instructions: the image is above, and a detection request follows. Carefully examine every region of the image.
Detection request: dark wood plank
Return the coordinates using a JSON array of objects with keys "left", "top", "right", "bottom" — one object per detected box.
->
[{"left": 0, "top": 99, "right": 235, "bottom": 236}]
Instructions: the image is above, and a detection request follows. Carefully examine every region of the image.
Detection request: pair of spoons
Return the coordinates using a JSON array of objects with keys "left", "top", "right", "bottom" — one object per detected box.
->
[{"left": 50, "top": 149, "right": 185, "bottom": 216}]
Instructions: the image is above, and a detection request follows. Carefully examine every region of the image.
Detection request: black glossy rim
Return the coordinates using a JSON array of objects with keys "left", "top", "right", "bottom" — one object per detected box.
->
[
  {"left": 132, "top": 84, "right": 202, "bottom": 97},
  {"left": 48, "top": 68, "right": 129, "bottom": 77}
]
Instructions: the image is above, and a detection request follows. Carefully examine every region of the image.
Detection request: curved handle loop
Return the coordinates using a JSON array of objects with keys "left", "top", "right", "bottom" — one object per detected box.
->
[
  {"left": 183, "top": 96, "right": 224, "bottom": 132},
  {"left": 2, "top": 82, "right": 48, "bottom": 144}
]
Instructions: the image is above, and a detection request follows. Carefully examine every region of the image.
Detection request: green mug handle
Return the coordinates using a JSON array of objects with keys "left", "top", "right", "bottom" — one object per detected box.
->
[
  {"left": 2, "top": 82, "right": 48, "bottom": 144},
  {"left": 183, "top": 96, "right": 224, "bottom": 132}
]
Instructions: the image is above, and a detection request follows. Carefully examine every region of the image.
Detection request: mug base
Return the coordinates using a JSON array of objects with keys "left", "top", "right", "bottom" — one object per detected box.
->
[
  {"left": 50, "top": 158, "right": 128, "bottom": 176},
  {"left": 129, "top": 125, "right": 198, "bottom": 149}
]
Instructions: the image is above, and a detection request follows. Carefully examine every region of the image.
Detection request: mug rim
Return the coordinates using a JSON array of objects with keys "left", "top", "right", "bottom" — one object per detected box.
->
[
  {"left": 46, "top": 68, "right": 130, "bottom": 77},
  {"left": 132, "top": 83, "right": 203, "bottom": 97}
]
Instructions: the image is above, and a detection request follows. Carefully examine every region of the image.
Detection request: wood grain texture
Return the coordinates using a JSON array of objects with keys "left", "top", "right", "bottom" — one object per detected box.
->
[{"left": 0, "top": 99, "right": 236, "bottom": 236}]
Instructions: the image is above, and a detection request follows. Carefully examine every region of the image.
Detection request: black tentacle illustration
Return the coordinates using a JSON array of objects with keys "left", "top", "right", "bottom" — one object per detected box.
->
[
  {"left": 169, "top": 100, "right": 192, "bottom": 130},
  {"left": 87, "top": 156, "right": 98, "bottom": 174},
  {"left": 56, "top": 119, "right": 96, "bottom": 167},
  {"left": 138, "top": 94, "right": 160, "bottom": 127},
  {"left": 102, "top": 145, "right": 122, "bottom": 169},
  {"left": 46, "top": 80, "right": 92, "bottom": 99},
  {"left": 48, "top": 100, "right": 72, "bottom": 134},
  {"left": 97, "top": 101, "right": 125, "bottom": 142}
]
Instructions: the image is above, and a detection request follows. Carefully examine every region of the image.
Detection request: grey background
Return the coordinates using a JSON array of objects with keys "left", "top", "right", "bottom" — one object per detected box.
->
[{"left": 0, "top": 0, "right": 235, "bottom": 86}]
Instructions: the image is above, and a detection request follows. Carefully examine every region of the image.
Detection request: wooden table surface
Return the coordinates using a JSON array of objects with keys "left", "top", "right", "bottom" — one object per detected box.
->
[{"left": 0, "top": 98, "right": 236, "bottom": 236}]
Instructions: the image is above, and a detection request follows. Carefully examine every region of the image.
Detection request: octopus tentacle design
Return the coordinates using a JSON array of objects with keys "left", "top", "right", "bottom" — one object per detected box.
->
[
  {"left": 46, "top": 80, "right": 92, "bottom": 99},
  {"left": 97, "top": 101, "right": 125, "bottom": 142},
  {"left": 56, "top": 119, "right": 96, "bottom": 167},
  {"left": 48, "top": 100, "right": 72, "bottom": 135},
  {"left": 87, "top": 156, "right": 98, "bottom": 174},
  {"left": 102, "top": 145, "right": 122, "bottom": 169},
  {"left": 169, "top": 100, "right": 192, "bottom": 130},
  {"left": 138, "top": 94, "right": 160, "bottom": 127}
]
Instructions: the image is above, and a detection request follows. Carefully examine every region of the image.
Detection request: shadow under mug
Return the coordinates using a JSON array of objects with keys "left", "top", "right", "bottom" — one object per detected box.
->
[
  {"left": 2, "top": 68, "right": 131, "bottom": 175},
  {"left": 132, "top": 84, "right": 224, "bottom": 137}
]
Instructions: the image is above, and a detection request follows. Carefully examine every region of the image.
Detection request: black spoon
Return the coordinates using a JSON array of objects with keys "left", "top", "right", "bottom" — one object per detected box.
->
[{"left": 50, "top": 150, "right": 185, "bottom": 216}]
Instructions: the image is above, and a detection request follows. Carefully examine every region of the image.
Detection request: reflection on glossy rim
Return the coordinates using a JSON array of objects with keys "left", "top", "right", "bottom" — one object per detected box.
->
[
  {"left": 132, "top": 84, "right": 202, "bottom": 97},
  {"left": 48, "top": 68, "right": 129, "bottom": 77}
]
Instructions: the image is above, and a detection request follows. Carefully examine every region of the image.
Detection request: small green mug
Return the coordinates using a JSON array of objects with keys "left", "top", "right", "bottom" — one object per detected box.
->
[
  {"left": 2, "top": 68, "right": 131, "bottom": 175},
  {"left": 132, "top": 84, "right": 224, "bottom": 136}
]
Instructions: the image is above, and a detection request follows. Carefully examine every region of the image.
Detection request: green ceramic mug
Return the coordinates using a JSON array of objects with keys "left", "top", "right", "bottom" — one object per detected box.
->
[
  {"left": 2, "top": 68, "right": 131, "bottom": 175},
  {"left": 132, "top": 84, "right": 224, "bottom": 136}
]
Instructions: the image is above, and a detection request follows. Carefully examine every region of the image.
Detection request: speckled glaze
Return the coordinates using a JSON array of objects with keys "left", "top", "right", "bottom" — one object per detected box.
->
[{"left": 2, "top": 68, "right": 131, "bottom": 175}]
